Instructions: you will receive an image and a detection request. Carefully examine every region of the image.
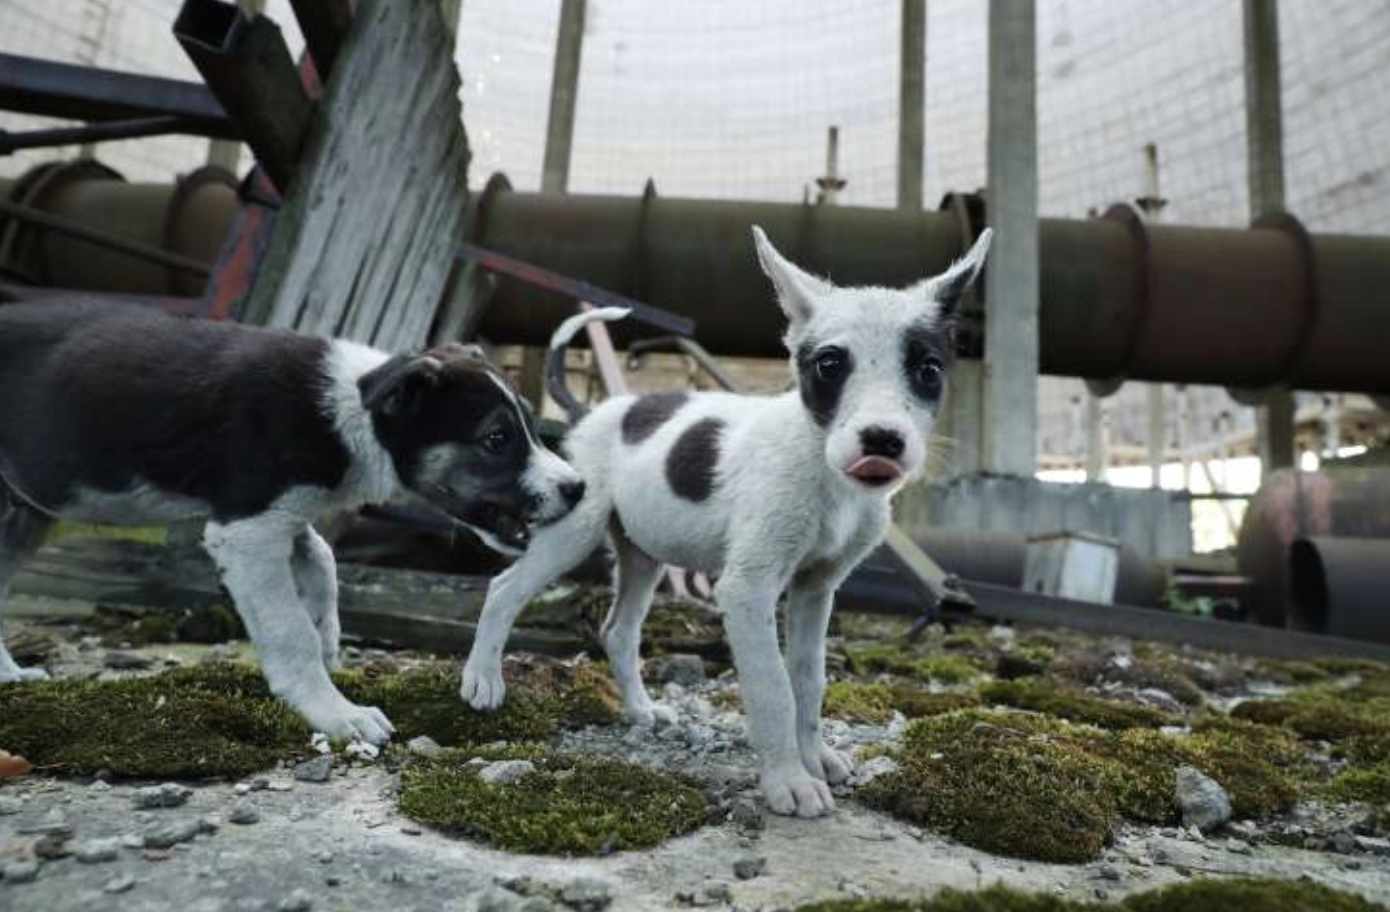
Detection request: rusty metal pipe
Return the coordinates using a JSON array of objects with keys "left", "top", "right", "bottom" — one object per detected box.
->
[
  {"left": 465, "top": 183, "right": 1390, "bottom": 395},
  {"left": 1289, "top": 536, "right": 1390, "bottom": 643},
  {"left": 174, "top": 0, "right": 312, "bottom": 192}
]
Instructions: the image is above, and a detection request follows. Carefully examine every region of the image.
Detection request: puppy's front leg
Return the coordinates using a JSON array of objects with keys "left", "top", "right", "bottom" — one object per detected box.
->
[
  {"left": 205, "top": 519, "right": 393, "bottom": 745},
  {"left": 719, "top": 572, "right": 835, "bottom": 818},
  {"left": 786, "top": 573, "right": 853, "bottom": 785},
  {"left": 291, "top": 527, "right": 341, "bottom": 672}
]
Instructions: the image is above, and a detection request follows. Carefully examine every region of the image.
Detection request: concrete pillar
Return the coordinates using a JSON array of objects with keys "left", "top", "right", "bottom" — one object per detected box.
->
[
  {"left": 938, "top": 359, "right": 984, "bottom": 476},
  {"left": 1244, "top": 0, "right": 1296, "bottom": 471},
  {"left": 541, "top": 0, "right": 586, "bottom": 194},
  {"left": 983, "top": 0, "right": 1039, "bottom": 477},
  {"left": 1084, "top": 394, "right": 1107, "bottom": 482},
  {"left": 897, "top": 0, "right": 926, "bottom": 211},
  {"left": 1146, "top": 384, "right": 1166, "bottom": 488}
]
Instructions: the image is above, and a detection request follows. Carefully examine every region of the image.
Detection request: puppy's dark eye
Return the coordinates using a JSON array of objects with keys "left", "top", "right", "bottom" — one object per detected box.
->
[
  {"left": 815, "top": 349, "right": 846, "bottom": 382},
  {"left": 481, "top": 427, "right": 510, "bottom": 454},
  {"left": 914, "top": 358, "right": 944, "bottom": 393}
]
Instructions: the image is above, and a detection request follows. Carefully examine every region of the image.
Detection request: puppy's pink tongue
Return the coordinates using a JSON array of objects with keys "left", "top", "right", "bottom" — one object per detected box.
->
[{"left": 847, "top": 456, "right": 903, "bottom": 482}]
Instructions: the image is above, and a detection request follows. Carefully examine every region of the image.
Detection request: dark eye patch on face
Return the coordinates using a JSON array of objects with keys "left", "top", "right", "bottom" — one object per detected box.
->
[
  {"left": 902, "top": 325, "right": 951, "bottom": 405},
  {"left": 795, "top": 341, "right": 854, "bottom": 428}
]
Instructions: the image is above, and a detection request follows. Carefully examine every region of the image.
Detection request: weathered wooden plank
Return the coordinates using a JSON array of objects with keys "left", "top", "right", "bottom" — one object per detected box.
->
[{"left": 248, "top": 0, "right": 473, "bottom": 351}]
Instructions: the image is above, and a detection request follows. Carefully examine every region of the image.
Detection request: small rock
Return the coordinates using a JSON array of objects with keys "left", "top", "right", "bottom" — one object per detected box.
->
[
  {"left": 228, "top": 801, "right": 260, "bottom": 826},
  {"left": 475, "top": 886, "right": 525, "bottom": 912},
  {"left": 849, "top": 755, "right": 899, "bottom": 786},
  {"left": 277, "top": 889, "right": 314, "bottom": 912},
  {"left": 18, "top": 808, "right": 72, "bottom": 838},
  {"left": 676, "top": 883, "right": 734, "bottom": 907},
  {"left": 1096, "top": 863, "right": 1122, "bottom": 882},
  {"left": 33, "top": 833, "right": 70, "bottom": 860},
  {"left": 1175, "top": 765, "right": 1232, "bottom": 833},
  {"left": 657, "top": 654, "right": 706, "bottom": 688},
  {"left": 1226, "top": 839, "right": 1254, "bottom": 856},
  {"left": 559, "top": 876, "right": 612, "bottom": 912},
  {"left": 104, "top": 874, "right": 137, "bottom": 894},
  {"left": 729, "top": 797, "right": 763, "bottom": 832},
  {"left": 75, "top": 838, "right": 121, "bottom": 864},
  {"left": 133, "top": 783, "right": 193, "bottom": 809},
  {"left": 142, "top": 818, "right": 212, "bottom": 849},
  {"left": 294, "top": 755, "right": 334, "bottom": 783},
  {"left": 732, "top": 856, "right": 766, "bottom": 880},
  {"left": 407, "top": 735, "right": 444, "bottom": 757},
  {"left": 1330, "top": 831, "right": 1358, "bottom": 854},
  {"left": 401, "top": 824, "right": 422, "bottom": 836},
  {"left": 2, "top": 861, "right": 38, "bottom": 884},
  {"left": 104, "top": 650, "right": 152, "bottom": 670},
  {"left": 479, "top": 759, "right": 536, "bottom": 786},
  {"left": 0, "top": 796, "right": 22, "bottom": 816}
]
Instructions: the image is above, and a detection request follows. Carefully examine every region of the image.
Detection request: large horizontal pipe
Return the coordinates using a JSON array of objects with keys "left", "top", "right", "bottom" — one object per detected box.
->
[
  {"left": 1289, "top": 536, "right": 1390, "bottom": 644},
  {"left": 467, "top": 183, "right": 1390, "bottom": 395}
]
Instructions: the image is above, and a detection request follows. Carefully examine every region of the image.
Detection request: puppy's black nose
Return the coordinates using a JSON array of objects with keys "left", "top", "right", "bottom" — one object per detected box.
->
[
  {"left": 559, "top": 480, "right": 586, "bottom": 507},
  {"left": 860, "top": 426, "right": 905, "bottom": 459}
]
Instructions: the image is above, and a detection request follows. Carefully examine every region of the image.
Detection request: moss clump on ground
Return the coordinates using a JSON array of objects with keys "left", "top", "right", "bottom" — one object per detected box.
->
[
  {"left": 979, "top": 677, "right": 1179, "bottom": 730},
  {"left": 398, "top": 746, "right": 711, "bottom": 854},
  {"left": 824, "top": 681, "right": 981, "bottom": 724},
  {"left": 1325, "top": 761, "right": 1390, "bottom": 805},
  {"left": 1053, "top": 653, "right": 1205, "bottom": 707},
  {"left": 88, "top": 603, "right": 245, "bottom": 646},
  {"left": 1231, "top": 689, "right": 1390, "bottom": 762},
  {"left": 859, "top": 711, "right": 1117, "bottom": 863},
  {"left": 336, "top": 658, "right": 623, "bottom": 748},
  {"left": 845, "top": 643, "right": 984, "bottom": 684},
  {"left": 791, "top": 878, "right": 1388, "bottom": 912},
  {"left": 0, "top": 663, "right": 306, "bottom": 778}
]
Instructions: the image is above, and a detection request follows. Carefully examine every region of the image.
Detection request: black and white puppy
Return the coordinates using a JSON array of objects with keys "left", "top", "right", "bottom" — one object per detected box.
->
[
  {"left": 460, "top": 227, "right": 992, "bottom": 817},
  {"left": 0, "top": 299, "right": 583, "bottom": 743}
]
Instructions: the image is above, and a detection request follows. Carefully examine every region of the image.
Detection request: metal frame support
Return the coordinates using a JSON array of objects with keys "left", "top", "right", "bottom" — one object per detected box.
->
[
  {"left": 897, "top": 0, "right": 926, "bottom": 211},
  {"left": 541, "top": 0, "right": 586, "bottom": 194}
]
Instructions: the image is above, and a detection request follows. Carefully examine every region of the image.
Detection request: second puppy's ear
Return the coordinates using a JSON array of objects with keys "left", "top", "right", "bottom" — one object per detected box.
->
[
  {"left": 360, "top": 354, "right": 445, "bottom": 417},
  {"left": 752, "top": 225, "right": 833, "bottom": 327},
  {"left": 919, "top": 227, "right": 993, "bottom": 318}
]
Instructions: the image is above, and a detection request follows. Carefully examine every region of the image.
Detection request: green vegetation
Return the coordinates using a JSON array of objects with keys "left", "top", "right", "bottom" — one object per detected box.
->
[
  {"left": 823, "top": 681, "right": 980, "bottom": 724},
  {"left": 0, "top": 663, "right": 306, "bottom": 778},
  {"left": 791, "top": 879, "right": 1388, "bottom": 912},
  {"left": 1325, "top": 761, "right": 1390, "bottom": 805},
  {"left": 398, "top": 746, "right": 711, "bottom": 854},
  {"left": 978, "top": 677, "right": 1180, "bottom": 730},
  {"left": 845, "top": 643, "right": 984, "bottom": 684}
]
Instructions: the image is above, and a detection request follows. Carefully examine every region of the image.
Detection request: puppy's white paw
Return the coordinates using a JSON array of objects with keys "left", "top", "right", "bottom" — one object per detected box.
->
[
  {"left": 304, "top": 698, "right": 395, "bottom": 746},
  {"left": 461, "top": 660, "right": 507, "bottom": 710},
  {"left": 0, "top": 666, "right": 49, "bottom": 684},
  {"left": 628, "top": 700, "right": 677, "bottom": 728},
  {"left": 803, "top": 742, "right": 854, "bottom": 784},
  {"left": 761, "top": 767, "right": 836, "bottom": 818}
]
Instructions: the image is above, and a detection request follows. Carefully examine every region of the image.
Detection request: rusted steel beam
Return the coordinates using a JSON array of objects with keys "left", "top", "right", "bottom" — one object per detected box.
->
[
  {"left": 289, "top": 0, "right": 354, "bottom": 84},
  {"left": 1290, "top": 536, "right": 1390, "bottom": 644},
  {"left": 174, "top": 0, "right": 313, "bottom": 193},
  {"left": 0, "top": 196, "right": 211, "bottom": 279},
  {"left": 0, "top": 116, "right": 195, "bottom": 154}
]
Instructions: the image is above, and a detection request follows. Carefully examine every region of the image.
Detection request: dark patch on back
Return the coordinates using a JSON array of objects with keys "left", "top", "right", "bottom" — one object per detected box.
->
[
  {"left": 621, "top": 392, "right": 688, "bottom": 444},
  {"left": 665, "top": 418, "right": 725, "bottom": 502},
  {"left": 795, "top": 341, "right": 852, "bottom": 428}
]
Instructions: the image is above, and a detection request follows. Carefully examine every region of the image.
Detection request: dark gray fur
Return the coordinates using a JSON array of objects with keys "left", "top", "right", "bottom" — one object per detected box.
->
[{"left": 665, "top": 417, "right": 725, "bottom": 502}]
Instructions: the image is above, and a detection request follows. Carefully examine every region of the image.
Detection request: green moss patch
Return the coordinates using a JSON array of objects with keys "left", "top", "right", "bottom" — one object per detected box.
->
[
  {"left": 0, "top": 664, "right": 307, "bottom": 778},
  {"left": 398, "top": 747, "right": 711, "bottom": 854},
  {"left": 1325, "top": 761, "right": 1390, "bottom": 805},
  {"left": 845, "top": 643, "right": 983, "bottom": 684},
  {"left": 1231, "top": 688, "right": 1390, "bottom": 762},
  {"left": 859, "top": 712, "right": 1117, "bottom": 863},
  {"left": 979, "top": 677, "right": 1179, "bottom": 730},
  {"left": 337, "top": 658, "right": 622, "bottom": 748},
  {"left": 791, "top": 878, "right": 1388, "bottom": 912},
  {"left": 823, "top": 681, "right": 980, "bottom": 724},
  {"left": 860, "top": 707, "right": 1306, "bottom": 858}
]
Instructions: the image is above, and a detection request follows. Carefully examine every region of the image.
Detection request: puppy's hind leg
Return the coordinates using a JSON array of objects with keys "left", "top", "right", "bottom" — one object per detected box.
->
[
  {"left": 462, "top": 498, "right": 610, "bottom": 711},
  {"left": 291, "top": 527, "right": 341, "bottom": 672},
  {"left": 0, "top": 500, "right": 53, "bottom": 684},
  {"left": 602, "top": 533, "right": 674, "bottom": 727}
]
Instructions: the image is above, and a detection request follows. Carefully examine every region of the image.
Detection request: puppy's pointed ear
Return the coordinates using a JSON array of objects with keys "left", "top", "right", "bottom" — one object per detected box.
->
[
  {"left": 752, "top": 225, "right": 832, "bottom": 326},
  {"left": 360, "top": 354, "right": 445, "bottom": 417},
  {"left": 920, "top": 227, "right": 993, "bottom": 318}
]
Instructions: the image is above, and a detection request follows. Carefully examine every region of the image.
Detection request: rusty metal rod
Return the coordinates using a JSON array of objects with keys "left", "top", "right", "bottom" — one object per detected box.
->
[
  {"left": 0, "top": 116, "right": 194, "bottom": 154},
  {"left": 0, "top": 196, "right": 211, "bottom": 278}
]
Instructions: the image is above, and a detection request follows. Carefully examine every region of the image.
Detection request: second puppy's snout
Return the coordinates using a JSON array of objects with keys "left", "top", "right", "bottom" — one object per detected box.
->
[{"left": 559, "top": 479, "right": 586, "bottom": 507}]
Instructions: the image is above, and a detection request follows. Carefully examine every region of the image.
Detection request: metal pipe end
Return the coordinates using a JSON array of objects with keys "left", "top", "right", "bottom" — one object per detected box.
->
[{"left": 174, "top": 0, "right": 247, "bottom": 54}]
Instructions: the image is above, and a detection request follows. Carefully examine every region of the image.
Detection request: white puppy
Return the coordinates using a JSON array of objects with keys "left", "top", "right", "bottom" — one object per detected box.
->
[{"left": 461, "top": 226, "right": 992, "bottom": 817}]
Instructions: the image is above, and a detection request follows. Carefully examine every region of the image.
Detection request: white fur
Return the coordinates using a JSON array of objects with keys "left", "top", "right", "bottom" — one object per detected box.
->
[{"left": 462, "top": 227, "right": 992, "bottom": 818}]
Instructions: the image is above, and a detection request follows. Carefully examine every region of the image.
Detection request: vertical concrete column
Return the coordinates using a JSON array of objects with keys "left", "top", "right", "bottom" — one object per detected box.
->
[
  {"left": 1084, "top": 394, "right": 1107, "bottom": 482},
  {"left": 1244, "top": 0, "right": 1295, "bottom": 471},
  {"left": 983, "top": 0, "right": 1039, "bottom": 477},
  {"left": 541, "top": 0, "right": 586, "bottom": 195},
  {"left": 1146, "top": 385, "right": 1166, "bottom": 488},
  {"left": 897, "top": 0, "right": 926, "bottom": 211}
]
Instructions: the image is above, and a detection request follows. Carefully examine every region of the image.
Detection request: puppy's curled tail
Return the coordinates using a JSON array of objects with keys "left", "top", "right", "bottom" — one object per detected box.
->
[{"left": 545, "top": 307, "right": 631, "bottom": 422}]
